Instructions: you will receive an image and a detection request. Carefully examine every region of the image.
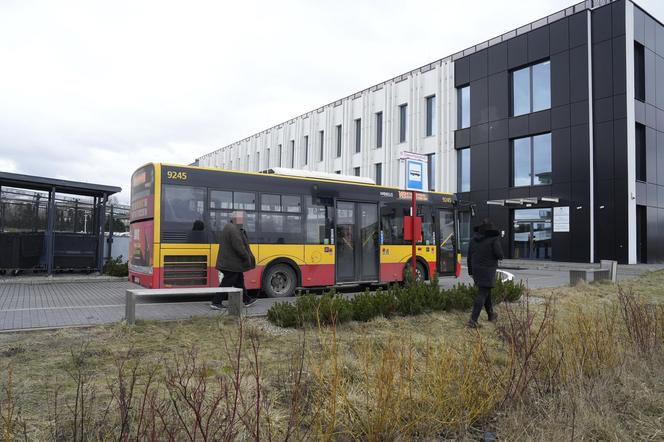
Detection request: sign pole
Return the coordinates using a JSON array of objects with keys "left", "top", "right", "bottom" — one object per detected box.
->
[{"left": 411, "top": 190, "right": 417, "bottom": 280}]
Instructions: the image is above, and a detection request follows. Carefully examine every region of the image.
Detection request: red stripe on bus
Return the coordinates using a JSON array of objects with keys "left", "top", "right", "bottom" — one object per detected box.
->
[{"left": 300, "top": 264, "right": 334, "bottom": 287}]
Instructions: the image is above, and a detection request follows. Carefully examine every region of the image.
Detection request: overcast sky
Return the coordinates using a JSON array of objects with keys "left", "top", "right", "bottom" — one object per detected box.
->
[{"left": 1, "top": 0, "right": 662, "bottom": 203}]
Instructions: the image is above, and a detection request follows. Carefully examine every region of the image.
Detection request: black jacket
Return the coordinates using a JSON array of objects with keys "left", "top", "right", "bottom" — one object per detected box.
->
[
  {"left": 467, "top": 229, "right": 504, "bottom": 288},
  {"left": 215, "top": 222, "right": 256, "bottom": 273}
]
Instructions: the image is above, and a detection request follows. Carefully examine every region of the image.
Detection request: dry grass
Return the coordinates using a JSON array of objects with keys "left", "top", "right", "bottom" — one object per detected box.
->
[{"left": 1, "top": 271, "right": 664, "bottom": 440}]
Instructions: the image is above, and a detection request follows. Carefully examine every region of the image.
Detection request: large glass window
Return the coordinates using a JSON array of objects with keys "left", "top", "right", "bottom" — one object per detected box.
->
[
  {"left": 512, "top": 133, "right": 552, "bottom": 187},
  {"left": 634, "top": 42, "right": 645, "bottom": 101},
  {"left": 636, "top": 123, "right": 646, "bottom": 181},
  {"left": 208, "top": 190, "right": 257, "bottom": 242},
  {"left": 381, "top": 205, "right": 406, "bottom": 245},
  {"left": 512, "top": 60, "right": 550, "bottom": 116},
  {"left": 458, "top": 148, "right": 471, "bottom": 192},
  {"left": 354, "top": 167, "right": 361, "bottom": 177},
  {"left": 303, "top": 135, "right": 309, "bottom": 165},
  {"left": 304, "top": 196, "right": 332, "bottom": 244},
  {"left": 319, "top": 130, "right": 325, "bottom": 161},
  {"left": 336, "top": 124, "right": 342, "bottom": 157},
  {"left": 290, "top": 140, "right": 295, "bottom": 168},
  {"left": 278, "top": 144, "right": 282, "bottom": 167},
  {"left": 426, "top": 95, "right": 436, "bottom": 136},
  {"left": 163, "top": 185, "right": 206, "bottom": 223},
  {"left": 512, "top": 208, "right": 552, "bottom": 260},
  {"left": 427, "top": 153, "right": 436, "bottom": 191},
  {"left": 375, "top": 163, "right": 382, "bottom": 185},
  {"left": 259, "top": 193, "right": 302, "bottom": 243},
  {"left": 458, "top": 86, "right": 470, "bottom": 129},
  {"left": 399, "top": 104, "right": 407, "bottom": 143},
  {"left": 355, "top": 118, "right": 362, "bottom": 153},
  {"left": 376, "top": 111, "right": 383, "bottom": 148}
]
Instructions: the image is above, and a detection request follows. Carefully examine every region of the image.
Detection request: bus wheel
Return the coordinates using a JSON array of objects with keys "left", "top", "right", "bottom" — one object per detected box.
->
[
  {"left": 404, "top": 261, "right": 427, "bottom": 282},
  {"left": 263, "top": 264, "right": 297, "bottom": 298}
]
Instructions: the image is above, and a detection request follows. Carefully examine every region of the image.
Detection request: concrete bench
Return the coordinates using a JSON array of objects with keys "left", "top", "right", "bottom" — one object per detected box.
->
[
  {"left": 569, "top": 268, "right": 610, "bottom": 286},
  {"left": 125, "top": 287, "right": 243, "bottom": 325}
]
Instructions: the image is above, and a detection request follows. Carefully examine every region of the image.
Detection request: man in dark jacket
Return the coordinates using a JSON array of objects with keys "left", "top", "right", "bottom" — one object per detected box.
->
[
  {"left": 466, "top": 219, "right": 504, "bottom": 328},
  {"left": 211, "top": 211, "right": 257, "bottom": 309}
]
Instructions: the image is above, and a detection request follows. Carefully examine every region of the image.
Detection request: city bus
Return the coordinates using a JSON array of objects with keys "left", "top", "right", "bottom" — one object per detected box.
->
[{"left": 129, "top": 163, "right": 465, "bottom": 296}]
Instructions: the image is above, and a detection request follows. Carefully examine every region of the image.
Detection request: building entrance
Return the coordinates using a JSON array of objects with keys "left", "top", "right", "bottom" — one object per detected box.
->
[{"left": 512, "top": 208, "right": 552, "bottom": 260}]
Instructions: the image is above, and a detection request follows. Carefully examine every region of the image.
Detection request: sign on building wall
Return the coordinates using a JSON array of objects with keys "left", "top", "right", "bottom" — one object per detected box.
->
[
  {"left": 406, "top": 159, "right": 423, "bottom": 191},
  {"left": 553, "top": 206, "right": 570, "bottom": 232}
]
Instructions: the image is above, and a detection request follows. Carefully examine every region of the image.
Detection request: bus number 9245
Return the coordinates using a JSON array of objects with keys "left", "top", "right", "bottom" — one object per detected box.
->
[{"left": 166, "top": 171, "right": 187, "bottom": 180}]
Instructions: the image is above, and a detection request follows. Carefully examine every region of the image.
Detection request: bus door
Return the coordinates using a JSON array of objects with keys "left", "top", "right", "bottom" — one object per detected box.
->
[
  {"left": 335, "top": 201, "right": 379, "bottom": 283},
  {"left": 437, "top": 209, "right": 457, "bottom": 275}
]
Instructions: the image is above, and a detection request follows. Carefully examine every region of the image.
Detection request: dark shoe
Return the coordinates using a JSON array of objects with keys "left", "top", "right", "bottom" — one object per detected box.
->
[
  {"left": 243, "top": 298, "right": 257, "bottom": 308},
  {"left": 466, "top": 319, "right": 481, "bottom": 329},
  {"left": 488, "top": 312, "right": 498, "bottom": 322},
  {"left": 210, "top": 303, "right": 224, "bottom": 310}
]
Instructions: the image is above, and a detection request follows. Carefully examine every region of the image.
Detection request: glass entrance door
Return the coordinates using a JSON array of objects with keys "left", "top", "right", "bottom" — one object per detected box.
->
[
  {"left": 512, "top": 208, "right": 552, "bottom": 259},
  {"left": 438, "top": 209, "right": 456, "bottom": 274},
  {"left": 336, "top": 201, "right": 379, "bottom": 282}
]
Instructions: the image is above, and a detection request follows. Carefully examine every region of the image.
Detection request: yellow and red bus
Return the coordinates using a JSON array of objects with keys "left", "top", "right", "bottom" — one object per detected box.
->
[{"left": 129, "top": 163, "right": 464, "bottom": 296}]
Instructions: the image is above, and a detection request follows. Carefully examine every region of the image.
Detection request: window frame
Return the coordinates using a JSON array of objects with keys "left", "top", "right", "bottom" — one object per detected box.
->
[
  {"left": 375, "top": 111, "right": 383, "bottom": 148},
  {"left": 457, "top": 148, "right": 471, "bottom": 193},
  {"left": 457, "top": 85, "right": 470, "bottom": 129},
  {"left": 510, "top": 60, "right": 551, "bottom": 116},
  {"left": 425, "top": 95, "right": 436, "bottom": 136},
  {"left": 375, "top": 163, "right": 382, "bottom": 186},
  {"left": 427, "top": 153, "right": 435, "bottom": 191},
  {"left": 398, "top": 104, "right": 407, "bottom": 143},
  {"left": 355, "top": 118, "right": 362, "bottom": 153},
  {"left": 303, "top": 135, "right": 309, "bottom": 165},
  {"left": 319, "top": 130, "right": 325, "bottom": 162},
  {"left": 511, "top": 133, "right": 552, "bottom": 187},
  {"left": 336, "top": 124, "right": 342, "bottom": 157}
]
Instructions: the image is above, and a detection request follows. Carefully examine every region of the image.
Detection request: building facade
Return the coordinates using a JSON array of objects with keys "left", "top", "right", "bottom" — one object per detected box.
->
[{"left": 197, "top": 0, "right": 664, "bottom": 264}]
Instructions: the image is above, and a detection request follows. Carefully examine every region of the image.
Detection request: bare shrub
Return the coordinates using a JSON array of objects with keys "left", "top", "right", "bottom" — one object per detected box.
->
[{"left": 617, "top": 287, "right": 664, "bottom": 357}]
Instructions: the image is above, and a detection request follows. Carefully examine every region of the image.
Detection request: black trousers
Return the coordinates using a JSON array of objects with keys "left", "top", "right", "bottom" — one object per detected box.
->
[
  {"left": 470, "top": 286, "right": 493, "bottom": 322},
  {"left": 213, "top": 271, "right": 253, "bottom": 305}
]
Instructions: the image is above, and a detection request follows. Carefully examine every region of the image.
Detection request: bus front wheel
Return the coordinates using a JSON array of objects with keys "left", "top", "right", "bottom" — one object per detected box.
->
[
  {"left": 263, "top": 264, "right": 297, "bottom": 298},
  {"left": 404, "top": 261, "right": 427, "bottom": 282}
]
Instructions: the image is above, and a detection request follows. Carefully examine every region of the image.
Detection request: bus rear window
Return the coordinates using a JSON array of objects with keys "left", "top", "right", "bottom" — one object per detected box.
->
[{"left": 130, "top": 164, "right": 155, "bottom": 221}]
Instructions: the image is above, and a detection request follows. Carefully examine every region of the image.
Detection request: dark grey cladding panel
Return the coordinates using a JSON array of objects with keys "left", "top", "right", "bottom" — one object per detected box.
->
[
  {"left": 569, "top": 12, "right": 589, "bottom": 48},
  {"left": 647, "top": 104, "right": 658, "bottom": 129},
  {"left": 488, "top": 72, "right": 508, "bottom": 121},
  {"left": 647, "top": 127, "right": 658, "bottom": 183},
  {"left": 612, "top": 36, "right": 626, "bottom": 95},
  {"left": 508, "top": 34, "right": 528, "bottom": 69},
  {"left": 592, "top": 3, "right": 613, "bottom": 43},
  {"left": 489, "top": 118, "right": 508, "bottom": 141},
  {"left": 470, "top": 77, "right": 488, "bottom": 125},
  {"left": 648, "top": 183, "right": 658, "bottom": 207},
  {"left": 454, "top": 57, "right": 469, "bottom": 87},
  {"left": 658, "top": 24, "right": 664, "bottom": 57},
  {"left": 659, "top": 132, "right": 664, "bottom": 185},
  {"left": 570, "top": 188, "right": 590, "bottom": 261},
  {"left": 570, "top": 124, "right": 590, "bottom": 181},
  {"left": 636, "top": 181, "right": 647, "bottom": 205},
  {"left": 509, "top": 187, "right": 530, "bottom": 199},
  {"left": 469, "top": 49, "right": 488, "bottom": 82},
  {"left": 614, "top": 179, "right": 629, "bottom": 263},
  {"left": 594, "top": 121, "right": 615, "bottom": 177},
  {"left": 592, "top": 39, "right": 614, "bottom": 100},
  {"left": 635, "top": 100, "right": 645, "bottom": 124},
  {"left": 570, "top": 45, "right": 589, "bottom": 102},
  {"left": 571, "top": 100, "right": 589, "bottom": 125},
  {"left": 470, "top": 143, "right": 489, "bottom": 191},
  {"left": 551, "top": 51, "right": 570, "bottom": 107},
  {"left": 455, "top": 128, "right": 470, "bottom": 148},
  {"left": 657, "top": 56, "right": 664, "bottom": 109},
  {"left": 529, "top": 110, "right": 551, "bottom": 134},
  {"left": 488, "top": 140, "right": 509, "bottom": 189},
  {"left": 634, "top": 6, "right": 645, "bottom": 44},
  {"left": 552, "top": 181, "right": 572, "bottom": 203},
  {"left": 594, "top": 179, "right": 615, "bottom": 260},
  {"left": 611, "top": 0, "right": 626, "bottom": 37},
  {"left": 471, "top": 123, "right": 489, "bottom": 145},
  {"left": 508, "top": 115, "right": 529, "bottom": 138},
  {"left": 659, "top": 185, "right": 664, "bottom": 207},
  {"left": 594, "top": 97, "right": 614, "bottom": 123},
  {"left": 489, "top": 187, "right": 509, "bottom": 200},
  {"left": 528, "top": 26, "right": 549, "bottom": 62},
  {"left": 530, "top": 185, "right": 552, "bottom": 198},
  {"left": 552, "top": 127, "right": 572, "bottom": 182},
  {"left": 613, "top": 94, "right": 626, "bottom": 120},
  {"left": 613, "top": 118, "right": 628, "bottom": 181},
  {"left": 552, "top": 105, "right": 571, "bottom": 129},
  {"left": 488, "top": 41, "right": 507, "bottom": 75},
  {"left": 659, "top": 109, "right": 664, "bottom": 132},
  {"left": 645, "top": 48, "right": 657, "bottom": 104},
  {"left": 645, "top": 14, "right": 656, "bottom": 49},
  {"left": 550, "top": 17, "right": 570, "bottom": 55}
]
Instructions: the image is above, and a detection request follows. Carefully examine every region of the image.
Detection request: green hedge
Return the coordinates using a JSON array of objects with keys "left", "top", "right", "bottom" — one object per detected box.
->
[
  {"left": 103, "top": 256, "right": 128, "bottom": 277},
  {"left": 266, "top": 276, "right": 525, "bottom": 328}
]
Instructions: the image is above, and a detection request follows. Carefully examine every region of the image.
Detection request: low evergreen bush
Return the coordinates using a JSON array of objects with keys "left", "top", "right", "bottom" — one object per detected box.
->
[{"left": 103, "top": 256, "right": 128, "bottom": 277}]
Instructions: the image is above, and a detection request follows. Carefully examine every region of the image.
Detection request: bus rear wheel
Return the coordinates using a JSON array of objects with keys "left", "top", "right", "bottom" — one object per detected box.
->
[
  {"left": 263, "top": 264, "right": 297, "bottom": 298},
  {"left": 404, "top": 261, "right": 427, "bottom": 282}
]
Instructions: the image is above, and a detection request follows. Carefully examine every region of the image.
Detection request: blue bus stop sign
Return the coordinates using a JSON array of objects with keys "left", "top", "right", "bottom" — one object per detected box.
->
[{"left": 406, "top": 159, "right": 423, "bottom": 191}]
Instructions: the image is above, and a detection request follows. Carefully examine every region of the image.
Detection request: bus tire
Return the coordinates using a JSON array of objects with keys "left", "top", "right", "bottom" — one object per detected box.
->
[
  {"left": 262, "top": 263, "right": 297, "bottom": 298},
  {"left": 404, "top": 260, "right": 427, "bottom": 282}
]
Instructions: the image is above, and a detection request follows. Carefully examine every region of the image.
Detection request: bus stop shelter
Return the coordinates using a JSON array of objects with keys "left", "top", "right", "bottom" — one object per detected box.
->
[{"left": 0, "top": 171, "right": 121, "bottom": 275}]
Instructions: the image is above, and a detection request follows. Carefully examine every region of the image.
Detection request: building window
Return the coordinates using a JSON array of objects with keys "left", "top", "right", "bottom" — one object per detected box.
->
[
  {"left": 290, "top": 140, "right": 295, "bottom": 168},
  {"left": 354, "top": 167, "right": 361, "bottom": 177},
  {"left": 458, "top": 86, "right": 470, "bottom": 129},
  {"left": 636, "top": 123, "right": 646, "bottom": 181},
  {"left": 319, "top": 130, "right": 324, "bottom": 161},
  {"left": 255, "top": 152, "right": 260, "bottom": 171},
  {"left": 266, "top": 148, "right": 270, "bottom": 169},
  {"left": 399, "top": 104, "right": 407, "bottom": 143},
  {"left": 375, "top": 163, "right": 382, "bottom": 185},
  {"left": 426, "top": 95, "right": 436, "bottom": 136},
  {"left": 246, "top": 154, "right": 249, "bottom": 170},
  {"left": 335, "top": 170, "right": 341, "bottom": 174},
  {"left": 376, "top": 111, "right": 383, "bottom": 148},
  {"left": 458, "top": 148, "right": 470, "bottom": 192},
  {"left": 355, "top": 119, "right": 362, "bottom": 153},
  {"left": 427, "top": 153, "right": 435, "bottom": 191},
  {"left": 512, "top": 60, "right": 551, "bottom": 116},
  {"left": 634, "top": 42, "right": 645, "bottom": 101},
  {"left": 303, "top": 135, "right": 309, "bottom": 165},
  {"left": 335, "top": 125, "right": 342, "bottom": 157},
  {"left": 512, "top": 133, "right": 552, "bottom": 187},
  {"left": 278, "top": 144, "right": 282, "bottom": 167}
]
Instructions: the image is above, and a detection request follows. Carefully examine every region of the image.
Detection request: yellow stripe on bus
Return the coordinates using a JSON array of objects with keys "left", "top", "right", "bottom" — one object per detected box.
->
[{"left": 380, "top": 244, "right": 436, "bottom": 263}]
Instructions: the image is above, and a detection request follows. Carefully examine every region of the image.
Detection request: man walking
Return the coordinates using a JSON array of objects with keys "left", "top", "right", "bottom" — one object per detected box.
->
[
  {"left": 466, "top": 219, "right": 504, "bottom": 328},
  {"left": 211, "top": 210, "right": 257, "bottom": 309}
]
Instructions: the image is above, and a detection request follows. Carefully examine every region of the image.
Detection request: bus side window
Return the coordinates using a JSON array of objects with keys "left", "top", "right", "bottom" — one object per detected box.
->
[
  {"left": 305, "top": 196, "right": 332, "bottom": 245},
  {"left": 380, "top": 206, "right": 406, "bottom": 245}
]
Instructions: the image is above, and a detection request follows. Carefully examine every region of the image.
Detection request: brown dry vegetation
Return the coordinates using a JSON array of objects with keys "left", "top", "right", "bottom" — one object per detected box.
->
[{"left": 1, "top": 271, "right": 664, "bottom": 441}]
